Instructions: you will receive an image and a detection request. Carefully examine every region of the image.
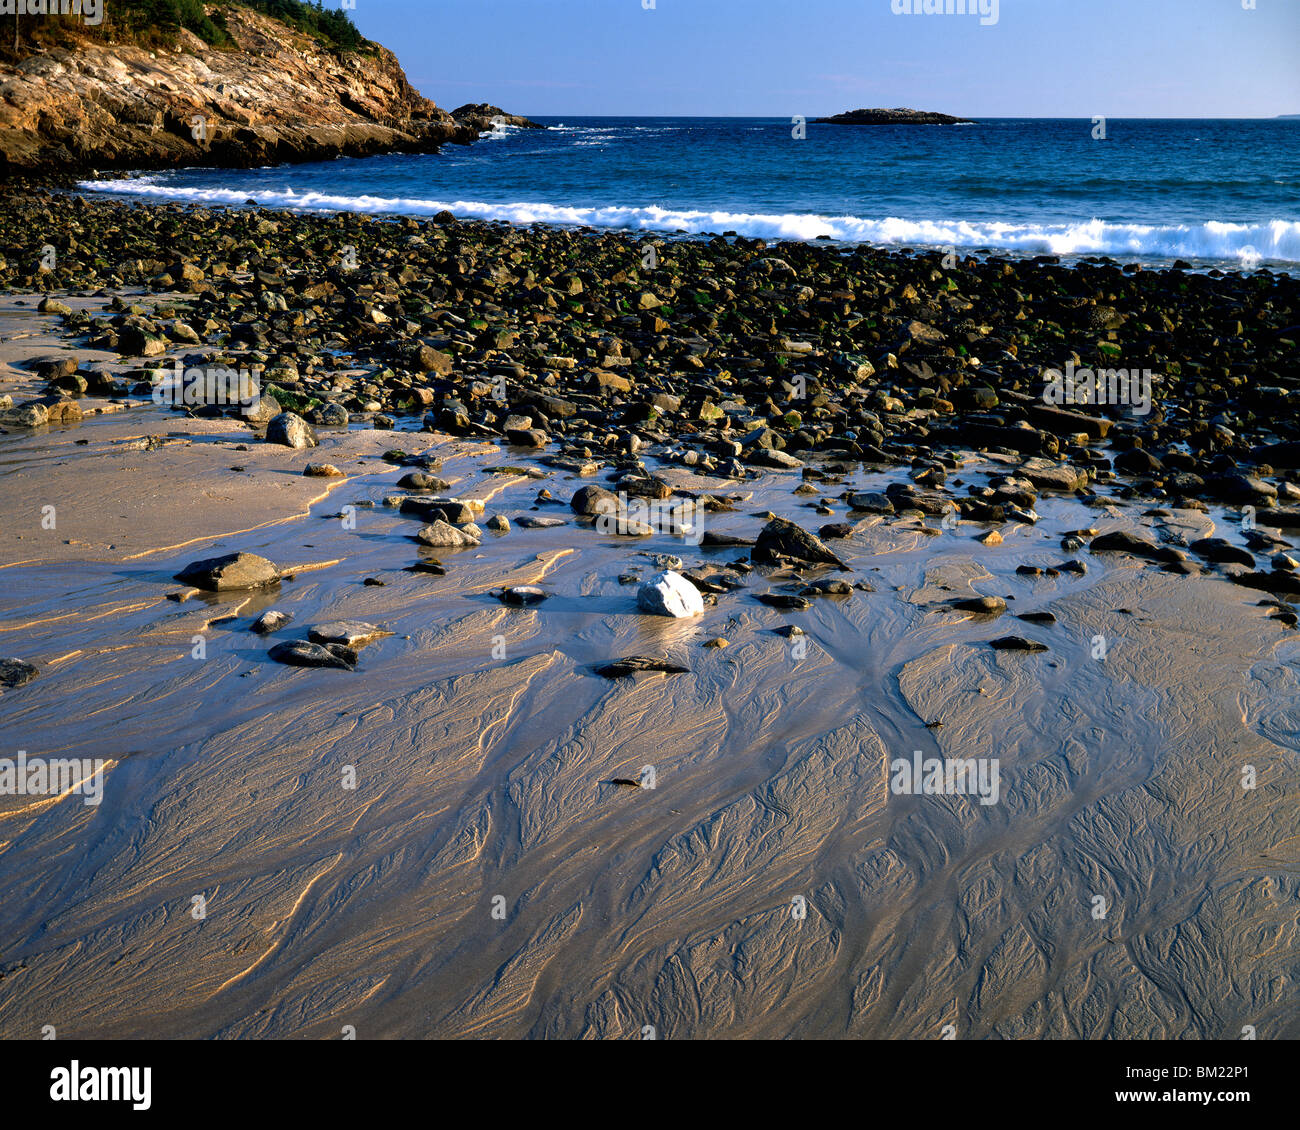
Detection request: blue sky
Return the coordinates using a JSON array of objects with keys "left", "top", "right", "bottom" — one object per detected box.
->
[{"left": 348, "top": 0, "right": 1300, "bottom": 118}]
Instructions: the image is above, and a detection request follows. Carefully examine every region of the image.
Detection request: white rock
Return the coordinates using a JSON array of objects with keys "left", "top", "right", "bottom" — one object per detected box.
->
[{"left": 637, "top": 570, "right": 704, "bottom": 618}]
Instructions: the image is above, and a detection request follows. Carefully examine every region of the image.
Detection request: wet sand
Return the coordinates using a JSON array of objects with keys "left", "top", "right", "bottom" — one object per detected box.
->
[{"left": 1, "top": 289, "right": 1297, "bottom": 1040}]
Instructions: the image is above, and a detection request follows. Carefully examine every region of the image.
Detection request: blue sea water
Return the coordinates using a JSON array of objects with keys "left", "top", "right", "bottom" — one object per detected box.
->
[{"left": 84, "top": 117, "right": 1300, "bottom": 266}]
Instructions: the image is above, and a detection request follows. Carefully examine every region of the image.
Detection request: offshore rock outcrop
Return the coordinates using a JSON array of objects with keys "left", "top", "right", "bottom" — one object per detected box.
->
[
  {"left": 815, "top": 107, "right": 975, "bottom": 125},
  {"left": 450, "top": 103, "right": 544, "bottom": 132}
]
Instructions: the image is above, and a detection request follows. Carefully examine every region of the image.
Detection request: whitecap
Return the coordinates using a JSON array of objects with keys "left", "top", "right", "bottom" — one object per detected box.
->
[{"left": 77, "top": 179, "right": 1300, "bottom": 264}]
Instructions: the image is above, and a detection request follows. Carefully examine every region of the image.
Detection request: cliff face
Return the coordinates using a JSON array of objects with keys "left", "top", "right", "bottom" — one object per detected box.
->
[{"left": 0, "top": 5, "right": 529, "bottom": 175}]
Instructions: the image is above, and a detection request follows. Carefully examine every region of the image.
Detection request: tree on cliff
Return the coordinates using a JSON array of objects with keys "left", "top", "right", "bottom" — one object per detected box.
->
[{"left": 3, "top": 0, "right": 367, "bottom": 59}]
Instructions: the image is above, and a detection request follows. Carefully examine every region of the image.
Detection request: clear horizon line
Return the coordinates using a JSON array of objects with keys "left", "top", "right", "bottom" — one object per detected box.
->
[{"left": 476, "top": 112, "right": 1300, "bottom": 121}]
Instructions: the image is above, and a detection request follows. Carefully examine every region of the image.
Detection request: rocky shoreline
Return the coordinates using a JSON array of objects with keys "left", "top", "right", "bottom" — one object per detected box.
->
[{"left": 3, "top": 191, "right": 1298, "bottom": 570}]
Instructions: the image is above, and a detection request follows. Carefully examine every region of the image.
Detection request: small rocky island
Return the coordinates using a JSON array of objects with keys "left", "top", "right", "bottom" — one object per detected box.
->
[
  {"left": 449, "top": 104, "right": 545, "bottom": 131},
  {"left": 814, "top": 107, "right": 975, "bottom": 125}
]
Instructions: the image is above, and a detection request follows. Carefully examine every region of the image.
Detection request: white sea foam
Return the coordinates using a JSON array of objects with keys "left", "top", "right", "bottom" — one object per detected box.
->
[
  {"left": 477, "top": 120, "right": 520, "bottom": 141},
  {"left": 78, "top": 179, "right": 1300, "bottom": 263}
]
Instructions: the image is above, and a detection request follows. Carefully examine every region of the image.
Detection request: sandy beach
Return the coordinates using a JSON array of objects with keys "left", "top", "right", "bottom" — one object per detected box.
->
[{"left": 1, "top": 205, "right": 1296, "bottom": 1037}]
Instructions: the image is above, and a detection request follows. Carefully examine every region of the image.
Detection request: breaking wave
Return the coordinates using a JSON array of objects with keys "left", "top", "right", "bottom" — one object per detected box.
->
[{"left": 79, "top": 179, "right": 1300, "bottom": 263}]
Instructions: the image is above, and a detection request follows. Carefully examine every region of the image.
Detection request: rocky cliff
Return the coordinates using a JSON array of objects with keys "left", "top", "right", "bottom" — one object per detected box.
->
[{"left": 0, "top": 3, "right": 536, "bottom": 175}]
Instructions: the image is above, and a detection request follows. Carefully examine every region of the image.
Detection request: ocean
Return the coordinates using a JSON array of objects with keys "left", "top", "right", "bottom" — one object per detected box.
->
[{"left": 84, "top": 116, "right": 1300, "bottom": 265}]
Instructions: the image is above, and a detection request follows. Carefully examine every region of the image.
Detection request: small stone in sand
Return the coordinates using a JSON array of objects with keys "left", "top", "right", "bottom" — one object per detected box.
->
[
  {"left": 759, "top": 593, "right": 812, "bottom": 610},
  {"left": 415, "top": 520, "right": 480, "bottom": 548},
  {"left": 308, "top": 621, "right": 393, "bottom": 648},
  {"left": 800, "top": 579, "right": 852, "bottom": 596},
  {"left": 398, "top": 471, "right": 450, "bottom": 491},
  {"left": 251, "top": 610, "right": 292, "bottom": 634},
  {"left": 1016, "top": 611, "right": 1057, "bottom": 624},
  {"left": 266, "top": 411, "right": 319, "bottom": 449},
  {"left": 0, "top": 657, "right": 40, "bottom": 689},
  {"left": 754, "top": 516, "right": 849, "bottom": 569},
  {"left": 637, "top": 570, "right": 704, "bottom": 618},
  {"left": 268, "top": 640, "right": 354, "bottom": 671},
  {"left": 175, "top": 551, "right": 279, "bottom": 591},
  {"left": 951, "top": 595, "right": 1007, "bottom": 616},
  {"left": 570, "top": 484, "right": 619, "bottom": 515},
  {"left": 498, "top": 586, "right": 548, "bottom": 606},
  {"left": 596, "top": 656, "right": 690, "bottom": 677},
  {"left": 989, "top": 636, "right": 1049, "bottom": 652},
  {"left": 645, "top": 553, "right": 685, "bottom": 570}
]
